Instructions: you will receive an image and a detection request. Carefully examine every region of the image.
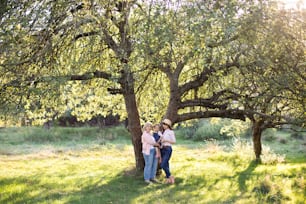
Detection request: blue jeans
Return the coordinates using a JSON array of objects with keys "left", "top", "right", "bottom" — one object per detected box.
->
[
  {"left": 143, "top": 148, "right": 158, "bottom": 181},
  {"left": 161, "top": 146, "right": 172, "bottom": 178}
]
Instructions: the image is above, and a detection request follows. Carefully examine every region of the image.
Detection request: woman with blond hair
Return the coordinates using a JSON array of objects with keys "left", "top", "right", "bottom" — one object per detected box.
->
[
  {"left": 160, "top": 119, "right": 176, "bottom": 184},
  {"left": 141, "top": 122, "right": 160, "bottom": 184}
]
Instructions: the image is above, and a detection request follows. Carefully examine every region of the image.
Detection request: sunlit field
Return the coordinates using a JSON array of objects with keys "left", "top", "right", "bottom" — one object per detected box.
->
[{"left": 0, "top": 126, "right": 305, "bottom": 204}]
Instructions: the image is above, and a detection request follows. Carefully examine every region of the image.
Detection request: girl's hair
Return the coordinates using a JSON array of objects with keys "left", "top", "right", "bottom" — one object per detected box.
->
[
  {"left": 153, "top": 124, "right": 160, "bottom": 128},
  {"left": 142, "top": 122, "right": 152, "bottom": 132},
  {"left": 153, "top": 123, "right": 164, "bottom": 133}
]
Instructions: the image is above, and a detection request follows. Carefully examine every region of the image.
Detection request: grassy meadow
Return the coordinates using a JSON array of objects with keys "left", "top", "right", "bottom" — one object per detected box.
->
[{"left": 0, "top": 126, "right": 305, "bottom": 204}]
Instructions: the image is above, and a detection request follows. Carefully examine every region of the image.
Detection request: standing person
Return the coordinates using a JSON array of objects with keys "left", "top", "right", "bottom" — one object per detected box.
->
[
  {"left": 160, "top": 119, "right": 176, "bottom": 184},
  {"left": 141, "top": 122, "right": 160, "bottom": 184}
]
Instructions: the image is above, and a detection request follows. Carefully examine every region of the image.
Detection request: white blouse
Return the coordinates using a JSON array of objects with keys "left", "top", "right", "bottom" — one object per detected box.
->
[{"left": 161, "top": 129, "right": 176, "bottom": 146}]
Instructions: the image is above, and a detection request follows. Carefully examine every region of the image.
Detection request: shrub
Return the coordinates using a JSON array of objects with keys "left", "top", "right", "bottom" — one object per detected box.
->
[
  {"left": 193, "top": 121, "right": 223, "bottom": 141},
  {"left": 231, "top": 137, "right": 254, "bottom": 159},
  {"left": 278, "top": 138, "right": 287, "bottom": 144},
  {"left": 203, "top": 139, "right": 225, "bottom": 153},
  {"left": 175, "top": 127, "right": 197, "bottom": 139},
  {"left": 97, "top": 125, "right": 130, "bottom": 141},
  {"left": 253, "top": 178, "right": 271, "bottom": 195},
  {"left": 261, "top": 145, "right": 285, "bottom": 164},
  {"left": 292, "top": 175, "right": 305, "bottom": 190},
  {"left": 290, "top": 132, "right": 304, "bottom": 140},
  {"left": 220, "top": 119, "right": 251, "bottom": 138},
  {"left": 253, "top": 175, "right": 290, "bottom": 203},
  {"left": 177, "top": 118, "right": 252, "bottom": 141},
  {"left": 263, "top": 128, "right": 277, "bottom": 142}
]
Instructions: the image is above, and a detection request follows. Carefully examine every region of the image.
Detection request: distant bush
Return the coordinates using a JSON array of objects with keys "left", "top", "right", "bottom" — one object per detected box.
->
[
  {"left": 261, "top": 145, "right": 285, "bottom": 164},
  {"left": 203, "top": 139, "right": 225, "bottom": 153},
  {"left": 231, "top": 137, "right": 254, "bottom": 159},
  {"left": 56, "top": 112, "right": 121, "bottom": 127},
  {"left": 263, "top": 128, "right": 277, "bottom": 142},
  {"left": 24, "top": 127, "right": 101, "bottom": 142},
  {"left": 220, "top": 119, "right": 251, "bottom": 138},
  {"left": 8, "top": 125, "right": 131, "bottom": 143},
  {"left": 175, "top": 126, "right": 197, "bottom": 140},
  {"left": 179, "top": 118, "right": 251, "bottom": 141},
  {"left": 290, "top": 132, "right": 304, "bottom": 140},
  {"left": 99, "top": 125, "right": 130, "bottom": 141},
  {"left": 193, "top": 119, "right": 224, "bottom": 141},
  {"left": 278, "top": 138, "right": 287, "bottom": 144}
]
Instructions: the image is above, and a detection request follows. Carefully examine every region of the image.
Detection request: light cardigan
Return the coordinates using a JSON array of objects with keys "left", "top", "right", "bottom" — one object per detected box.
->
[
  {"left": 161, "top": 129, "right": 176, "bottom": 147},
  {"left": 141, "top": 131, "right": 156, "bottom": 155}
]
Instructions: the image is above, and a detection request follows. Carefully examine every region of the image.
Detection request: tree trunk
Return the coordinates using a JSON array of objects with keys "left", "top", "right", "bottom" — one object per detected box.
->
[
  {"left": 252, "top": 121, "right": 264, "bottom": 161},
  {"left": 123, "top": 92, "right": 144, "bottom": 171},
  {"left": 165, "top": 76, "right": 179, "bottom": 122},
  {"left": 121, "top": 71, "right": 144, "bottom": 171},
  {"left": 165, "top": 96, "right": 179, "bottom": 123}
]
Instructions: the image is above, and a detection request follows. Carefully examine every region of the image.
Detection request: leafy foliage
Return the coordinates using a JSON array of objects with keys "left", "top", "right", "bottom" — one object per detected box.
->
[
  {"left": 176, "top": 118, "right": 251, "bottom": 141},
  {"left": 0, "top": 0, "right": 305, "bottom": 167}
]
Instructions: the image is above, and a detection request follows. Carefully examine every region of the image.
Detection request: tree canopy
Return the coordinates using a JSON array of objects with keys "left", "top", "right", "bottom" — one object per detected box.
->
[{"left": 1, "top": 0, "right": 305, "bottom": 168}]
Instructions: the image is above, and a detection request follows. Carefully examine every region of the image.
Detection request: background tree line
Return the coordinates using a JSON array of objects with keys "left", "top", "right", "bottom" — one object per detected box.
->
[{"left": 0, "top": 0, "right": 305, "bottom": 170}]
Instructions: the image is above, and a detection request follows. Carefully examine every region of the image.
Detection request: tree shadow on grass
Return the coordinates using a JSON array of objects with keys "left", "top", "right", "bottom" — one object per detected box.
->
[
  {"left": 0, "top": 167, "right": 188, "bottom": 204},
  {"left": 65, "top": 169, "right": 203, "bottom": 204},
  {"left": 2, "top": 159, "right": 297, "bottom": 204},
  {"left": 237, "top": 160, "right": 259, "bottom": 192},
  {"left": 0, "top": 174, "right": 69, "bottom": 204},
  {"left": 0, "top": 169, "right": 145, "bottom": 204}
]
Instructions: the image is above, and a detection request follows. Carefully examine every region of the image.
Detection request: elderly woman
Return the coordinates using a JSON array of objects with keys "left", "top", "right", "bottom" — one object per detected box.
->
[
  {"left": 160, "top": 119, "right": 176, "bottom": 184},
  {"left": 141, "top": 122, "right": 160, "bottom": 184}
]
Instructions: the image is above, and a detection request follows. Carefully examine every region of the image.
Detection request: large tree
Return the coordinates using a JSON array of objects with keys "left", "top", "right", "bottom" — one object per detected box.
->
[
  {"left": 1, "top": 0, "right": 144, "bottom": 169},
  {"left": 134, "top": 0, "right": 305, "bottom": 160},
  {"left": 234, "top": 3, "right": 306, "bottom": 159},
  {"left": 0, "top": 0, "right": 305, "bottom": 169}
]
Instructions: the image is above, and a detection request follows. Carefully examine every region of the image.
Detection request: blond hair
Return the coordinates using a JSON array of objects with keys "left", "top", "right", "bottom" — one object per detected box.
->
[{"left": 142, "top": 122, "right": 153, "bottom": 132}]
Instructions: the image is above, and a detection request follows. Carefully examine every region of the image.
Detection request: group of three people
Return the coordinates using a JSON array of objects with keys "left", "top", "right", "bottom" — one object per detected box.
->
[{"left": 141, "top": 118, "right": 176, "bottom": 184}]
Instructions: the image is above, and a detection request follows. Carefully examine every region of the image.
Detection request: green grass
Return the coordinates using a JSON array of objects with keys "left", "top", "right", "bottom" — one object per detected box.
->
[{"left": 0, "top": 127, "right": 305, "bottom": 203}]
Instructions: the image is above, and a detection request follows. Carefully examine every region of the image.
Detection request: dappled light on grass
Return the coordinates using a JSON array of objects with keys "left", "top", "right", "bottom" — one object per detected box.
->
[
  {"left": 0, "top": 127, "right": 305, "bottom": 203},
  {"left": 0, "top": 145, "right": 135, "bottom": 203}
]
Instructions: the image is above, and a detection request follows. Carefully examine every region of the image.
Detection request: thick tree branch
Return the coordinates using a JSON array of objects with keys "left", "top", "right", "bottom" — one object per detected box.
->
[
  {"left": 102, "top": 29, "right": 120, "bottom": 55},
  {"left": 107, "top": 88, "right": 123, "bottom": 95},
  {"left": 74, "top": 31, "right": 99, "bottom": 41},
  {"left": 1, "top": 70, "right": 112, "bottom": 90},
  {"left": 69, "top": 70, "right": 112, "bottom": 80},
  {"left": 179, "top": 61, "right": 239, "bottom": 95},
  {"left": 179, "top": 67, "right": 215, "bottom": 95},
  {"left": 180, "top": 89, "right": 240, "bottom": 109},
  {"left": 177, "top": 109, "right": 246, "bottom": 123},
  {"left": 207, "top": 34, "right": 239, "bottom": 48},
  {"left": 180, "top": 99, "right": 227, "bottom": 110}
]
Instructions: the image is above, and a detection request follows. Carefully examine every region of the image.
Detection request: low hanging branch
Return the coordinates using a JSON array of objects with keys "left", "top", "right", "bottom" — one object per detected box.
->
[
  {"left": 1, "top": 70, "right": 113, "bottom": 90},
  {"left": 74, "top": 31, "right": 99, "bottom": 41},
  {"left": 180, "top": 89, "right": 241, "bottom": 110},
  {"left": 177, "top": 109, "right": 246, "bottom": 123}
]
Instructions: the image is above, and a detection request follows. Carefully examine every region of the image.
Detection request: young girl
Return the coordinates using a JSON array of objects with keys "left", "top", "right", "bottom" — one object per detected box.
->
[{"left": 153, "top": 124, "right": 163, "bottom": 164}]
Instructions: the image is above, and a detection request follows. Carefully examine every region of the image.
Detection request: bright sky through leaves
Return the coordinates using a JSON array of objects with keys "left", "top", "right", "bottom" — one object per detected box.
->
[{"left": 279, "top": 0, "right": 305, "bottom": 8}]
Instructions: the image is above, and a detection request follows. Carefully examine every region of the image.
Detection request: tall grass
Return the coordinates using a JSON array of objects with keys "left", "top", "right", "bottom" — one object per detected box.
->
[
  {"left": 0, "top": 126, "right": 130, "bottom": 155},
  {"left": 0, "top": 126, "right": 305, "bottom": 204}
]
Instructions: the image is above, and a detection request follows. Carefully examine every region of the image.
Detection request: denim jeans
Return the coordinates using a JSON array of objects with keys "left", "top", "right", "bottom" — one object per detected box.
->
[
  {"left": 160, "top": 146, "right": 172, "bottom": 178},
  {"left": 143, "top": 148, "right": 158, "bottom": 181}
]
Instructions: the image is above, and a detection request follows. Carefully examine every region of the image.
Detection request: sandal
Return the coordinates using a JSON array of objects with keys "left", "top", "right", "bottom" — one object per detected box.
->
[
  {"left": 169, "top": 176, "right": 175, "bottom": 184},
  {"left": 165, "top": 178, "right": 172, "bottom": 184}
]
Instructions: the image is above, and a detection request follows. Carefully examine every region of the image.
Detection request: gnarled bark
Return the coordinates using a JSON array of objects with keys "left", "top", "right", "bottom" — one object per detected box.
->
[
  {"left": 252, "top": 120, "right": 264, "bottom": 161},
  {"left": 123, "top": 91, "right": 143, "bottom": 171}
]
